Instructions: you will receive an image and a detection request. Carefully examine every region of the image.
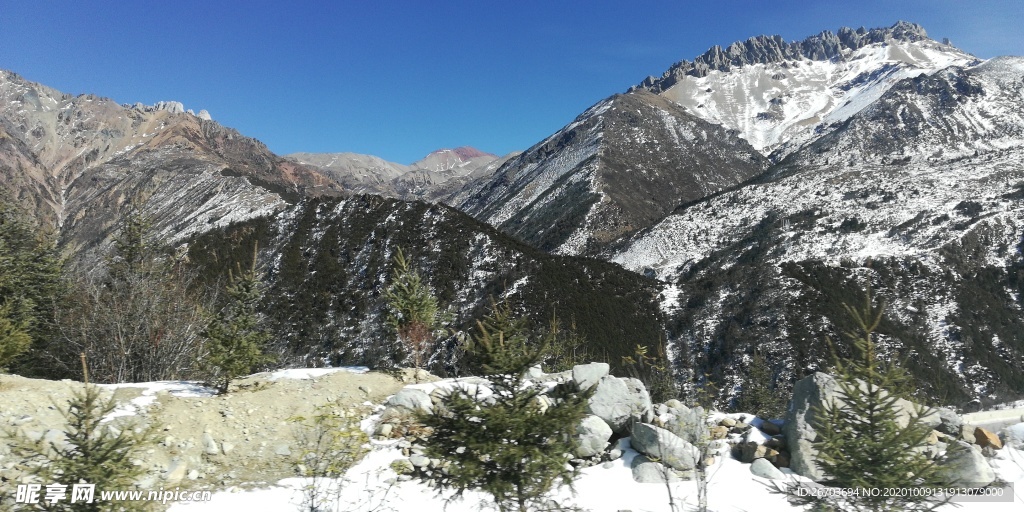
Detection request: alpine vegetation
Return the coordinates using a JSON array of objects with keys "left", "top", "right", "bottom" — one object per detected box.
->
[
  {"left": 418, "top": 302, "right": 591, "bottom": 512},
  {"left": 202, "top": 247, "right": 273, "bottom": 394},
  {"left": 783, "top": 294, "right": 951, "bottom": 511}
]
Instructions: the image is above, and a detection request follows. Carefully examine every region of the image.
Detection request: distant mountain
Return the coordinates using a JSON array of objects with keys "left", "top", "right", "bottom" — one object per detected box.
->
[
  {"left": 287, "top": 146, "right": 508, "bottom": 202},
  {"left": 450, "top": 90, "right": 768, "bottom": 256},
  {"left": 0, "top": 69, "right": 342, "bottom": 257}
]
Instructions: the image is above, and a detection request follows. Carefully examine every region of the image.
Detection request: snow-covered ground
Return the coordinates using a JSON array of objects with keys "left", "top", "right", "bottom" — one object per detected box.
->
[
  {"left": 167, "top": 375, "right": 1024, "bottom": 511},
  {"left": 169, "top": 433, "right": 1024, "bottom": 512}
]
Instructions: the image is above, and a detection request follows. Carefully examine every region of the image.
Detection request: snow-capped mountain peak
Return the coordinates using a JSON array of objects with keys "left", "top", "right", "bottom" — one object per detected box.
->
[{"left": 635, "top": 22, "right": 980, "bottom": 156}]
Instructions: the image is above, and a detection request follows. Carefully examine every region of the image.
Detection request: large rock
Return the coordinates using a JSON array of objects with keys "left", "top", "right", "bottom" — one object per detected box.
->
[
  {"left": 631, "top": 455, "right": 683, "bottom": 483},
  {"left": 587, "top": 376, "right": 651, "bottom": 433},
  {"left": 574, "top": 415, "right": 613, "bottom": 458},
  {"left": 386, "top": 388, "right": 433, "bottom": 413},
  {"left": 937, "top": 441, "right": 995, "bottom": 489},
  {"left": 572, "top": 363, "right": 609, "bottom": 391},
  {"left": 784, "top": 372, "right": 941, "bottom": 481},
  {"left": 667, "top": 404, "right": 705, "bottom": 444},
  {"left": 630, "top": 423, "right": 699, "bottom": 471},
  {"left": 973, "top": 427, "right": 1002, "bottom": 450},
  {"left": 750, "top": 458, "right": 786, "bottom": 480},
  {"left": 935, "top": 408, "right": 963, "bottom": 437}
]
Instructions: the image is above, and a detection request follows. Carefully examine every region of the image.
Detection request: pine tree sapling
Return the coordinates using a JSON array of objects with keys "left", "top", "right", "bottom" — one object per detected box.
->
[
  {"left": 384, "top": 248, "right": 443, "bottom": 370},
  {"left": 0, "top": 301, "right": 32, "bottom": 370},
  {"left": 203, "top": 248, "right": 273, "bottom": 393},
  {"left": 736, "top": 350, "right": 785, "bottom": 419},
  {"left": 786, "top": 292, "right": 951, "bottom": 512},
  {"left": 419, "top": 302, "right": 590, "bottom": 512},
  {"left": 0, "top": 203, "right": 62, "bottom": 373},
  {"left": 5, "top": 385, "right": 157, "bottom": 511}
]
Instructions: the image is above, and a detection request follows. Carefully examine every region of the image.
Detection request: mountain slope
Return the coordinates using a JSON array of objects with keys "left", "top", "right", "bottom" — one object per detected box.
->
[
  {"left": 453, "top": 90, "right": 768, "bottom": 255},
  {"left": 0, "top": 70, "right": 342, "bottom": 256},
  {"left": 634, "top": 22, "right": 978, "bottom": 156},
  {"left": 614, "top": 57, "right": 1024, "bottom": 408},
  {"left": 185, "top": 196, "right": 666, "bottom": 374}
]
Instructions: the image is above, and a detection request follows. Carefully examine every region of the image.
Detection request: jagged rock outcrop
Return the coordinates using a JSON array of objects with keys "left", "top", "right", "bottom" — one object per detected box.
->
[
  {"left": 637, "top": 21, "right": 931, "bottom": 91},
  {"left": 632, "top": 22, "right": 977, "bottom": 154}
]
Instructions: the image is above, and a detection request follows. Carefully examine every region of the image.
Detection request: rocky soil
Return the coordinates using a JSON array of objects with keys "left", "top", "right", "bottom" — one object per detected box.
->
[{"left": 0, "top": 369, "right": 433, "bottom": 504}]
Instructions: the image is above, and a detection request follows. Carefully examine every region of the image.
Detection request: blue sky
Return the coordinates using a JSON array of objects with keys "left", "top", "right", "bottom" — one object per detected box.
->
[{"left": 1, "top": 1, "right": 1021, "bottom": 164}]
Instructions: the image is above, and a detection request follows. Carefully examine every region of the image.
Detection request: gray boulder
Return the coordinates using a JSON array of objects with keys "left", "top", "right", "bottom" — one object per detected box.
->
[
  {"left": 587, "top": 376, "right": 652, "bottom": 433},
  {"left": 750, "top": 458, "right": 785, "bottom": 480},
  {"left": 574, "top": 415, "right": 613, "bottom": 458},
  {"left": 631, "top": 455, "right": 683, "bottom": 483},
  {"left": 572, "top": 363, "right": 610, "bottom": 390},
  {"left": 667, "top": 404, "right": 706, "bottom": 445},
  {"left": 201, "top": 432, "right": 219, "bottom": 456},
  {"left": 630, "top": 423, "right": 699, "bottom": 471},
  {"left": 935, "top": 408, "right": 963, "bottom": 437},
  {"left": 386, "top": 388, "right": 433, "bottom": 413},
  {"left": 937, "top": 441, "right": 995, "bottom": 489},
  {"left": 784, "top": 372, "right": 941, "bottom": 481}
]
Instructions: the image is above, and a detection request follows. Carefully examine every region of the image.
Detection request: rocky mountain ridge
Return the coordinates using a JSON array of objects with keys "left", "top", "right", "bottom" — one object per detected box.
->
[
  {"left": 288, "top": 146, "right": 507, "bottom": 202},
  {"left": 633, "top": 21, "right": 979, "bottom": 155},
  {"left": 450, "top": 90, "right": 768, "bottom": 256},
  {"left": 0, "top": 69, "right": 342, "bottom": 258},
  {"left": 637, "top": 21, "right": 934, "bottom": 88}
]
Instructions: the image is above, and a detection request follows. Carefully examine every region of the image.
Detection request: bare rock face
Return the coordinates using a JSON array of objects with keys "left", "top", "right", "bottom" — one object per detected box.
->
[{"left": 637, "top": 21, "right": 931, "bottom": 90}]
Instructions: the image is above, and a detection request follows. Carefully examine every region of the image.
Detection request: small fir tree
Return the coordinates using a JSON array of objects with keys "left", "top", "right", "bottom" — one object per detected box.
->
[
  {"left": 0, "top": 203, "right": 62, "bottom": 372},
  {"left": 203, "top": 248, "right": 273, "bottom": 393},
  {"left": 786, "top": 292, "right": 950, "bottom": 512},
  {"left": 384, "top": 248, "right": 443, "bottom": 370},
  {"left": 0, "top": 301, "right": 32, "bottom": 370},
  {"left": 542, "top": 313, "right": 592, "bottom": 373},
  {"left": 5, "top": 384, "right": 157, "bottom": 511},
  {"left": 419, "top": 301, "right": 590, "bottom": 512},
  {"left": 735, "top": 349, "right": 785, "bottom": 419}
]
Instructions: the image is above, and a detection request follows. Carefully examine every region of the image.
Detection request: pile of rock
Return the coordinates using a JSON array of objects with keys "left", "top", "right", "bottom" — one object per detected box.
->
[{"left": 376, "top": 366, "right": 1019, "bottom": 490}]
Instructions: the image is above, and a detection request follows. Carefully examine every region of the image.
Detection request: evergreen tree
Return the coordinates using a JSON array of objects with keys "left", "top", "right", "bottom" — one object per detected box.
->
[
  {"left": 735, "top": 349, "right": 785, "bottom": 419},
  {"left": 789, "top": 293, "right": 950, "bottom": 512},
  {"left": 0, "top": 301, "right": 31, "bottom": 370},
  {"left": 542, "top": 313, "right": 592, "bottom": 373},
  {"left": 384, "top": 248, "right": 443, "bottom": 370},
  {"left": 0, "top": 203, "right": 62, "bottom": 372},
  {"left": 203, "top": 247, "right": 273, "bottom": 393},
  {"left": 419, "top": 301, "right": 589, "bottom": 512},
  {"left": 6, "top": 384, "right": 157, "bottom": 511}
]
